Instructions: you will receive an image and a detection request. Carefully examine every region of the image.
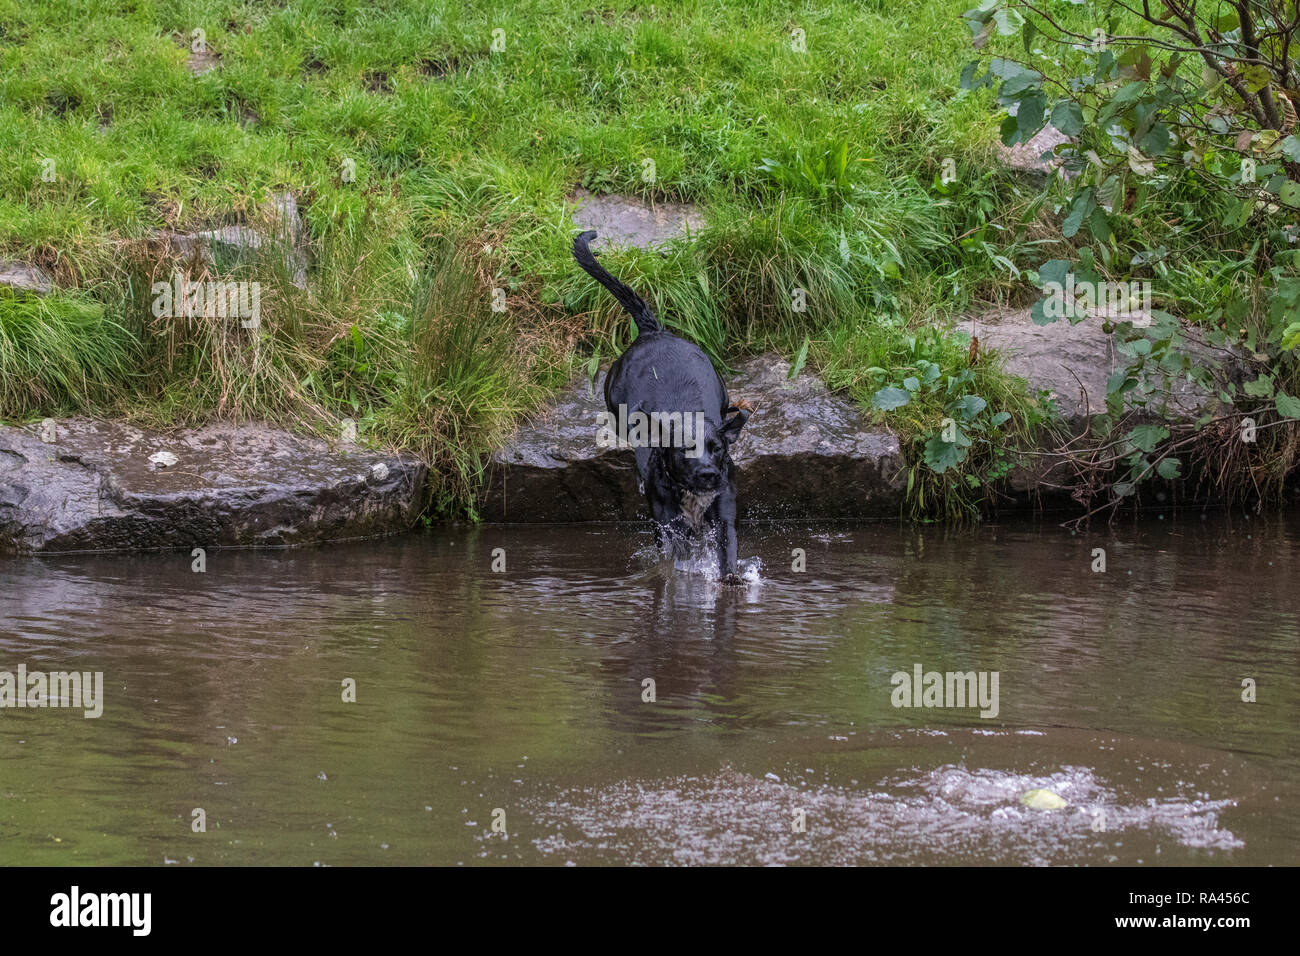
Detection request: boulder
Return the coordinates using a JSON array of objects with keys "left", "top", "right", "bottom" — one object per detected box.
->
[
  {"left": 0, "top": 419, "right": 424, "bottom": 553},
  {"left": 959, "top": 307, "right": 1250, "bottom": 502},
  {"left": 959, "top": 307, "right": 1245, "bottom": 434},
  {"left": 479, "top": 354, "right": 907, "bottom": 521}
]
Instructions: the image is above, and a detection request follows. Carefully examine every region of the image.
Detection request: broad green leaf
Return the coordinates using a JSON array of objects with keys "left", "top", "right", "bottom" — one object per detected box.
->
[
  {"left": 1030, "top": 297, "right": 1057, "bottom": 325},
  {"left": 1214, "top": 10, "right": 1240, "bottom": 31},
  {"left": 1276, "top": 392, "right": 1300, "bottom": 419},
  {"left": 1088, "top": 204, "right": 1112, "bottom": 242},
  {"left": 1244, "top": 374, "right": 1275, "bottom": 398},
  {"left": 1222, "top": 195, "right": 1254, "bottom": 229},
  {"left": 1156, "top": 458, "right": 1182, "bottom": 479},
  {"left": 1281, "top": 322, "right": 1300, "bottom": 351},
  {"left": 1107, "top": 369, "right": 1137, "bottom": 396},
  {"left": 1112, "top": 81, "right": 1146, "bottom": 105},
  {"left": 872, "top": 386, "right": 911, "bottom": 410},
  {"left": 993, "top": 7, "right": 1024, "bottom": 35},
  {"left": 1117, "top": 337, "right": 1151, "bottom": 357},
  {"left": 953, "top": 394, "right": 988, "bottom": 420},
  {"left": 1062, "top": 191, "right": 1094, "bottom": 238},
  {"left": 1127, "top": 424, "right": 1169, "bottom": 452},
  {"left": 960, "top": 60, "right": 993, "bottom": 90},
  {"left": 1037, "top": 259, "right": 1072, "bottom": 289},
  {"left": 1022, "top": 18, "right": 1037, "bottom": 55},
  {"left": 1139, "top": 123, "right": 1170, "bottom": 155},
  {"left": 1016, "top": 91, "right": 1046, "bottom": 137},
  {"left": 993, "top": 58, "right": 1043, "bottom": 87},
  {"left": 1051, "top": 100, "right": 1083, "bottom": 136},
  {"left": 923, "top": 433, "right": 969, "bottom": 474},
  {"left": 1240, "top": 64, "right": 1272, "bottom": 94},
  {"left": 1000, "top": 113, "right": 1021, "bottom": 146}
]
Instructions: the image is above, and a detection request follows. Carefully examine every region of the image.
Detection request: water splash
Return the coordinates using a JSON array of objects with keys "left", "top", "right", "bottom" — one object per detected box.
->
[
  {"left": 629, "top": 528, "right": 763, "bottom": 584},
  {"left": 520, "top": 764, "right": 1242, "bottom": 866},
  {"left": 670, "top": 534, "right": 763, "bottom": 584}
]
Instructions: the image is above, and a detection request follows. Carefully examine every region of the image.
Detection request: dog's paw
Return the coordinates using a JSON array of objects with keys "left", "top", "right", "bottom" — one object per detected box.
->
[{"left": 721, "top": 572, "right": 745, "bottom": 586}]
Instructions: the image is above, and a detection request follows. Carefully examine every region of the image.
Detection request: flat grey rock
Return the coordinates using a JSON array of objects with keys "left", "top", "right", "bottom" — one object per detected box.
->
[
  {"left": 187, "top": 49, "right": 220, "bottom": 75},
  {"left": 479, "top": 353, "right": 906, "bottom": 521},
  {"left": 0, "top": 419, "right": 424, "bottom": 553},
  {"left": 0, "top": 260, "right": 53, "bottom": 295},
  {"left": 570, "top": 188, "right": 705, "bottom": 249},
  {"left": 152, "top": 192, "right": 308, "bottom": 288},
  {"left": 959, "top": 307, "right": 1251, "bottom": 502},
  {"left": 998, "top": 124, "right": 1071, "bottom": 178}
]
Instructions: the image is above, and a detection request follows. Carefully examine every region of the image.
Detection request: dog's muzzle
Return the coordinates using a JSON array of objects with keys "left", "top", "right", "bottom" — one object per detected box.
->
[{"left": 692, "top": 468, "right": 722, "bottom": 492}]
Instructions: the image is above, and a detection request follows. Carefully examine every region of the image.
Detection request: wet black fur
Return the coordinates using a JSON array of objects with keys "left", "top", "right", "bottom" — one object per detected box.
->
[{"left": 572, "top": 230, "right": 751, "bottom": 583}]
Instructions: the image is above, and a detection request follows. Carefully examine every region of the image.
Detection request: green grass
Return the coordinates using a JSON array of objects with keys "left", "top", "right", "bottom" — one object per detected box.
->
[
  {"left": 0, "top": 0, "right": 1069, "bottom": 516},
  {"left": 0, "top": 289, "right": 137, "bottom": 417}
]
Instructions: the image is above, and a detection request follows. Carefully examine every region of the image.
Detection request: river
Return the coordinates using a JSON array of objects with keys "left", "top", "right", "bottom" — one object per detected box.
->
[{"left": 1, "top": 514, "right": 1295, "bottom": 865}]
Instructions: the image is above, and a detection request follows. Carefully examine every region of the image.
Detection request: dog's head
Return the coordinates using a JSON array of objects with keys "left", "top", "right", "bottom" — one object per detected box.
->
[{"left": 661, "top": 402, "right": 752, "bottom": 493}]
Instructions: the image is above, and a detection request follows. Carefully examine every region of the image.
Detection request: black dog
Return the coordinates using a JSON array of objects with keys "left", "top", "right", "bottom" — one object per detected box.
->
[{"left": 573, "top": 230, "right": 751, "bottom": 584}]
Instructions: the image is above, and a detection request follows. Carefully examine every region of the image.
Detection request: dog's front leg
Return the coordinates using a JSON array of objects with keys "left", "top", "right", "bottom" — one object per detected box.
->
[
  {"left": 649, "top": 493, "right": 689, "bottom": 560},
  {"left": 712, "top": 494, "right": 741, "bottom": 584}
]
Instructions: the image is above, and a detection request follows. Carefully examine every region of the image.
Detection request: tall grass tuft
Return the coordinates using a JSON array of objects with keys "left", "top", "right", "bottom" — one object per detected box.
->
[
  {"left": 378, "top": 233, "right": 563, "bottom": 516},
  {"left": 0, "top": 290, "right": 137, "bottom": 419},
  {"left": 119, "top": 197, "right": 410, "bottom": 428}
]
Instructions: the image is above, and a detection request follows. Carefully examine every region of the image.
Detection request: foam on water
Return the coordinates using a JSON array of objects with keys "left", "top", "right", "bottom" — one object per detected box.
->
[
  {"left": 630, "top": 530, "right": 763, "bottom": 584},
  {"left": 675, "top": 553, "right": 763, "bottom": 583},
  {"left": 520, "top": 764, "right": 1242, "bottom": 866}
]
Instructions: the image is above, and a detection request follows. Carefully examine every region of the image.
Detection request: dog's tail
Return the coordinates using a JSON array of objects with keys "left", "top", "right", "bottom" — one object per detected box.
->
[{"left": 572, "top": 230, "right": 661, "bottom": 335}]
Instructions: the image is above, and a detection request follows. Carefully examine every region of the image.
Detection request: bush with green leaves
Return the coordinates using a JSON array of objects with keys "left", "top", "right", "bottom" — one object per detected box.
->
[
  {"left": 873, "top": 357, "right": 1012, "bottom": 470},
  {"left": 959, "top": 0, "right": 1300, "bottom": 513},
  {"left": 840, "top": 320, "right": 1044, "bottom": 519}
]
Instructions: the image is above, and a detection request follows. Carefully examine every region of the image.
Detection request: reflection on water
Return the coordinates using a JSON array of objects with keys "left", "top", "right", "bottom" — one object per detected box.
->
[{"left": 0, "top": 513, "right": 1296, "bottom": 865}]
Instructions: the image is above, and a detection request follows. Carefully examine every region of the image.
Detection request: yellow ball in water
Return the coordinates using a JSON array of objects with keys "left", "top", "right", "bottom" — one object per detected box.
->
[{"left": 1019, "top": 788, "right": 1068, "bottom": 810}]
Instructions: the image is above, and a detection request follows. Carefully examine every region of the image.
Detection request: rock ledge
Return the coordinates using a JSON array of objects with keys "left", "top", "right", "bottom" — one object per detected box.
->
[{"left": 0, "top": 419, "right": 424, "bottom": 554}]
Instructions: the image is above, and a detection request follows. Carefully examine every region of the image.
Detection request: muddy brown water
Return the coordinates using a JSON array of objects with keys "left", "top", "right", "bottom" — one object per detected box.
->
[{"left": 1, "top": 515, "right": 1296, "bottom": 865}]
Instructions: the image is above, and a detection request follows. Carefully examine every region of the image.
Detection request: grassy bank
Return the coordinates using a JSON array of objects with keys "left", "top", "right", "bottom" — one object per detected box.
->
[{"left": 1, "top": 0, "right": 1105, "bottom": 517}]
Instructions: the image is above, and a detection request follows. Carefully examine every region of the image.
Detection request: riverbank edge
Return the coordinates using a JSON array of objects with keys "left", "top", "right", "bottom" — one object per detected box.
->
[{"left": 0, "top": 333, "right": 1280, "bottom": 554}]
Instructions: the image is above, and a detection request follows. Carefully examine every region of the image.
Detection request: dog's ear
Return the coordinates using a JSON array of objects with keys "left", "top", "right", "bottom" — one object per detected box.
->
[{"left": 720, "top": 399, "right": 753, "bottom": 443}]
